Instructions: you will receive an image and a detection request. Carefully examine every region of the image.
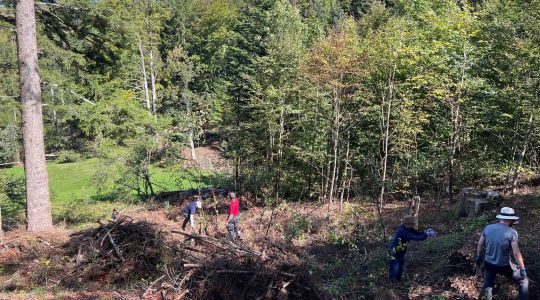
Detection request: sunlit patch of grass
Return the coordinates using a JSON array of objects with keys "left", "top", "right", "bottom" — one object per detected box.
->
[{"left": 1, "top": 158, "right": 223, "bottom": 227}]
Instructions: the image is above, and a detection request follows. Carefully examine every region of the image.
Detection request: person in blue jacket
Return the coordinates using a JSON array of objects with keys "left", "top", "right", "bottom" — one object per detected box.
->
[
  {"left": 181, "top": 197, "right": 202, "bottom": 232},
  {"left": 388, "top": 215, "right": 437, "bottom": 282}
]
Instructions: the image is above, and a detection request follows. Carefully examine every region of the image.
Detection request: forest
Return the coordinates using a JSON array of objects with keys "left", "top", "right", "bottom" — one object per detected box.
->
[{"left": 0, "top": 0, "right": 539, "bottom": 299}]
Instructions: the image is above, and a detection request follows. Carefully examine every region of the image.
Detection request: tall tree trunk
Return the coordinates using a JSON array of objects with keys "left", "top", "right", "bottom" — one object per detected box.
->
[
  {"left": 149, "top": 49, "right": 158, "bottom": 122},
  {"left": 448, "top": 102, "right": 459, "bottom": 203},
  {"left": 449, "top": 42, "right": 467, "bottom": 203},
  {"left": 511, "top": 114, "right": 533, "bottom": 194},
  {"left": 328, "top": 89, "right": 341, "bottom": 210},
  {"left": 339, "top": 129, "right": 351, "bottom": 213},
  {"left": 276, "top": 107, "right": 285, "bottom": 199},
  {"left": 188, "top": 129, "right": 197, "bottom": 161},
  {"left": 137, "top": 34, "right": 151, "bottom": 113},
  {"left": 16, "top": 0, "right": 53, "bottom": 231},
  {"left": 378, "top": 93, "right": 391, "bottom": 244},
  {"left": 377, "top": 65, "right": 396, "bottom": 245}
]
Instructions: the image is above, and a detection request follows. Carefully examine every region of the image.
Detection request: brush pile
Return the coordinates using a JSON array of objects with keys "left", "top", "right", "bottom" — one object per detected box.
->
[
  {"left": 37, "top": 217, "right": 329, "bottom": 299},
  {"left": 145, "top": 231, "right": 328, "bottom": 299},
  {"left": 61, "top": 217, "right": 171, "bottom": 286}
]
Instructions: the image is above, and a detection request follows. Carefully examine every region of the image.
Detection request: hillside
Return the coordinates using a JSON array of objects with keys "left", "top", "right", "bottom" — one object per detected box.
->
[{"left": 0, "top": 189, "right": 538, "bottom": 299}]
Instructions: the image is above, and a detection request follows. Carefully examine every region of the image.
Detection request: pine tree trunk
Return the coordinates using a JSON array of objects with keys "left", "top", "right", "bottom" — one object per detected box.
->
[{"left": 15, "top": 0, "right": 53, "bottom": 231}]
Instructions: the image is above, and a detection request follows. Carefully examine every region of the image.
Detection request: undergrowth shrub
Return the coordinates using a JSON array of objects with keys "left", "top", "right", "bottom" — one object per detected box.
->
[
  {"left": 327, "top": 203, "right": 369, "bottom": 250},
  {"left": 422, "top": 215, "right": 488, "bottom": 254},
  {"left": 54, "top": 199, "right": 99, "bottom": 224},
  {"left": 56, "top": 150, "right": 82, "bottom": 163},
  {"left": 0, "top": 175, "right": 25, "bottom": 225},
  {"left": 285, "top": 212, "right": 312, "bottom": 243}
]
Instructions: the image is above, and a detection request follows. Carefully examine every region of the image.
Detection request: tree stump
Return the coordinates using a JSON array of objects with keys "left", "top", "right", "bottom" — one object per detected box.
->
[
  {"left": 458, "top": 188, "right": 501, "bottom": 218},
  {"left": 409, "top": 195, "right": 421, "bottom": 230}
]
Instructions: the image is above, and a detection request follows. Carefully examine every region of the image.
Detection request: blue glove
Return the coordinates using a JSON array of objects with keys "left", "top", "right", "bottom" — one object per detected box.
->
[{"left": 520, "top": 268, "right": 527, "bottom": 278}]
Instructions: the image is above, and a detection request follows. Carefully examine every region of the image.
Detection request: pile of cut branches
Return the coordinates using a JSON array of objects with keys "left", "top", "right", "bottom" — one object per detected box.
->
[
  {"left": 62, "top": 217, "right": 171, "bottom": 285},
  {"left": 144, "top": 231, "right": 329, "bottom": 300}
]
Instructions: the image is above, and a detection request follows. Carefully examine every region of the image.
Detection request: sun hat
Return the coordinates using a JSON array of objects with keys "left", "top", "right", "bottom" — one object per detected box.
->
[
  {"left": 496, "top": 207, "right": 519, "bottom": 220},
  {"left": 402, "top": 215, "right": 415, "bottom": 227}
]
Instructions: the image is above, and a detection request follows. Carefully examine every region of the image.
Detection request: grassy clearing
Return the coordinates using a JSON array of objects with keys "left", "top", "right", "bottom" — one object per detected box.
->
[{"left": 0, "top": 158, "right": 223, "bottom": 227}]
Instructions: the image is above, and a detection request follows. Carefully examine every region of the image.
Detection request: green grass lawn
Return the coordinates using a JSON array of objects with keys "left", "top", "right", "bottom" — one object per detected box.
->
[{"left": 0, "top": 158, "right": 224, "bottom": 227}]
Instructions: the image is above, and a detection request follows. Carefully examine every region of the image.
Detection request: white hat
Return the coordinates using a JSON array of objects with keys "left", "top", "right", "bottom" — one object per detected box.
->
[{"left": 496, "top": 207, "right": 519, "bottom": 220}]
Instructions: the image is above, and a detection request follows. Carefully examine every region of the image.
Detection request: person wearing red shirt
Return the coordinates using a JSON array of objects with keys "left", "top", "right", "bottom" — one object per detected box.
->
[{"left": 226, "top": 192, "right": 243, "bottom": 241}]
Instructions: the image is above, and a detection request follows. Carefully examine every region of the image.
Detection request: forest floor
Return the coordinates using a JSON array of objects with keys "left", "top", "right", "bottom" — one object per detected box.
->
[{"left": 0, "top": 188, "right": 539, "bottom": 299}]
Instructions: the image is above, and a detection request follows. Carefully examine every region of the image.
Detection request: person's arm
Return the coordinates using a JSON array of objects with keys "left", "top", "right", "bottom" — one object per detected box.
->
[
  {"left": 404, "top": 229, "right": 428, "bottom": 241},
  {"left": 476, "top": 235, "right": 485, "bottom": 258},
  {"left": 226, "top": 202, "right": 232, "bottom": 224},
  {"left": 512, "top": 242, "right": 526, "bottom": 270}
]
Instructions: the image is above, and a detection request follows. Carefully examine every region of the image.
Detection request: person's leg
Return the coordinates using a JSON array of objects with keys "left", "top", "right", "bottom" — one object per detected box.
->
[
  {"left": 396, "top": 257, "right": 404, "bottom": 281},
  {"left": 182, "top": 214, "right": 190, "bottom": 230},
  {"left": 482, "top": 263, "right": 497, "bottom": 300},
  {"left": 388, "top": 259, "right": 399, "bottom": 282},
  {"left": 227, "top": 221, "right": 236, "bottom": 241},
  {"left": 233, "top": 217, "right": 243, "bottom": 240}
]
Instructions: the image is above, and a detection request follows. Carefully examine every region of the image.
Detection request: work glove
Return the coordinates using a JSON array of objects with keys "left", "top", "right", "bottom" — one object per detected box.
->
[
  {"left": 424, "top": 228, "right": 437, "bottom": 237},
  {"left": 520, "top": 268, "right": 527, "bottom": 278},
  {"left": 475, "top": 255, "right": 483, "bottom": 267}
]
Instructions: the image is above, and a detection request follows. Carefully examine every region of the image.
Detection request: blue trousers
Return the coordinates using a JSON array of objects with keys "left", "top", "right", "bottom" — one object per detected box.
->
[
  {"left": 388, "top": 257, "right": 405, "bottom": 282},
  {"left": 483, "top": 262, "right": 529, "bottom": 300}
]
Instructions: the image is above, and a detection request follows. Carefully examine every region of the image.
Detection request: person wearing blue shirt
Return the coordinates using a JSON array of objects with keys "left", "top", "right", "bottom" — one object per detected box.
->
[
  {"left": 475, "top": 207, "right": 528, "bottom": 300},
  {"left": 182, "top": 197, "right": 202, "bottom": 232},
  {"left": 388, "top": 215, "right": 437, "bottom": 282}
]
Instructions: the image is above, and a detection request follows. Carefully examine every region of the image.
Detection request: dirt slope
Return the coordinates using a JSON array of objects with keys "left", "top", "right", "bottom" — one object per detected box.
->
[{"left": 0, "top": 191, "right": 538, "bottom": 299}]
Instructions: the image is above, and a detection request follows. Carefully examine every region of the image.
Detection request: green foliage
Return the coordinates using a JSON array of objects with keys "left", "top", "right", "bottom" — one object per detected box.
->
[
  {"left": 1, "top": 0, "right": 540, "bottom": 204},
  {"left": 327, "top": 204, "right": 368, "bottom": 250},
  {"left": 0, "top": 124, "right": 20, "bottom": 163},
  {"left": 0, "top": 175, "right": 25, "bottom": 225},
  {"left": 422, "top": 215, "right": 488, "bottom": 254},
  {"left": 54, "top": 199, "right": 96, "bottom": 225},
  {"left": 422, "top": 232, "right": 461, "bottom": 254},
  {"left": 284, "top": 212, "right": 313, "bottom": 243},
  {"left": 56, "top": 150, "right": 83, "bottom": 164}
]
